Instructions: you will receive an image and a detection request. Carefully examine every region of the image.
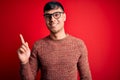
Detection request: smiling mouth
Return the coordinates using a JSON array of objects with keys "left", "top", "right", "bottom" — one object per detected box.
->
[{"left": 50, "top": 23, "right": 58, "bottom": 27}]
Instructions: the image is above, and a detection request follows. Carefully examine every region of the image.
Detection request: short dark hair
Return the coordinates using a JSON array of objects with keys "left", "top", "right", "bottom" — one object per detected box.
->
[{"left": 44, "top": 1, "right": 64, "bottom": 13}]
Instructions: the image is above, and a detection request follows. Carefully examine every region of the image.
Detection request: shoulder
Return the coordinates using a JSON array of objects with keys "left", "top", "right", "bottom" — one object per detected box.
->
[
  {"left": 69, "top": 35, "right": 88, "bottom": 53},
  {"left": 32, "top": 35, "right": 50, "bottom": 48},
  {"left": 68, "top": 34, "right": 85, "bottom": 44},
  {"left": 68, "top": 34, "right": 87, "bottom": 49}
]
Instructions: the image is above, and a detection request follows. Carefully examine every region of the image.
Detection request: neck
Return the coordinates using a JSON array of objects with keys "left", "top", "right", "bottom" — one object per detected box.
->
[{"left": 50, "top": 30, "right": 67, "bottom": 40}]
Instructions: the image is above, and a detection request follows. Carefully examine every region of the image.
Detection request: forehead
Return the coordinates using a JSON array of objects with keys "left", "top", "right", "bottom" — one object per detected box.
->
[{"left": 44, "top": 8, "right": 63, "bottom": 14}]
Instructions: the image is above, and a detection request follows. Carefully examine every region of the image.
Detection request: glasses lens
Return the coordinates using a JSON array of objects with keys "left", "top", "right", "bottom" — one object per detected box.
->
[
  {"left": 44, "top": 12, "right": 63, "bottom": 20},
  {"left": 53, "top": 12, "right": 61, "bottom": 19},
  {"left": 44, "top": 14, "right": 50, "bottom": 19}
]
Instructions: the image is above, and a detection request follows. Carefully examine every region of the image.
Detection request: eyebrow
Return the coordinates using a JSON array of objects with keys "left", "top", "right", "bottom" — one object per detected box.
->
[{"left": 44, "top": 11, "right": 63, "bottom": 15}]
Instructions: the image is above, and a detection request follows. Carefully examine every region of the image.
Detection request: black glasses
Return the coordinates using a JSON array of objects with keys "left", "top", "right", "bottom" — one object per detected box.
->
[{"left": 44, "top": 12, "right": 64, "bottom": 20}]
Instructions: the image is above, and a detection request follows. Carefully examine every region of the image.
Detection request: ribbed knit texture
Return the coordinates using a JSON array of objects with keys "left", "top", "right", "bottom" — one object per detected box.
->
[{"left": 20, "top": 34, "right": 92, "bottom": 80}]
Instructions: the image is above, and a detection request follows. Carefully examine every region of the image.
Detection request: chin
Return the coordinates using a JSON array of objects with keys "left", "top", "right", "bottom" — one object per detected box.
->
[
  {"left": 48, "top": 27, "right": 58, "bottom": 33},
  {"left": 50, "top": 30, "right": 58, "bottom": 34}
]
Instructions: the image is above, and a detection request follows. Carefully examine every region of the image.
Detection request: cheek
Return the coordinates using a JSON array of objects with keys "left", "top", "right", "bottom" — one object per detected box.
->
[
  {"left": 58, "top": 17, "right": 64, "bottom": 22},
  {"left": 46, "top": 21, "right": 49, "bottom": 25},
  {"left": 58, "top": 18, "right": 65, "bottom": 25}
]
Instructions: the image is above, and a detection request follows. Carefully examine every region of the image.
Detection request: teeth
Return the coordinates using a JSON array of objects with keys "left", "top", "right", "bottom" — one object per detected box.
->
[
  {"left": 52, "top": 24, "right": 57, "bottom": 26},
  {"left": 53, "top": 24, "right": 57, "bottom": 26},
  {"left": 49, "top": 23, "right": 58, "bottom": 27}
]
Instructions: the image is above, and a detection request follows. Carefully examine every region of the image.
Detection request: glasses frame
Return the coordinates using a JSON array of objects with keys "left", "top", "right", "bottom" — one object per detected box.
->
[{"left": 44, "top": 12, "right": 64, "bottom": 20}]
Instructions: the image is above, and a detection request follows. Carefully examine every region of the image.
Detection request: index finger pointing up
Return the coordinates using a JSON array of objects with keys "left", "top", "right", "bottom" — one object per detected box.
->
[{"left": 20, "top": 34, "right": 25, "bottom": 44}]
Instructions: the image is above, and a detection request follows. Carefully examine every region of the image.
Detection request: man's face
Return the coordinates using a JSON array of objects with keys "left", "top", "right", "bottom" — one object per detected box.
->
[{"left": 44, "top": 8, "right": 66, "bottom": 33}]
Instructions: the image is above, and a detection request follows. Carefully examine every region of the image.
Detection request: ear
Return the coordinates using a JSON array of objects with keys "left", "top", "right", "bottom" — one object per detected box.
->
[{"left": 63, "top": 13, "right": 66, "bottom": 21}]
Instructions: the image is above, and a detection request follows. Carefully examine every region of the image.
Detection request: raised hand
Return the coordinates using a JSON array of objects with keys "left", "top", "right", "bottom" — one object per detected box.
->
[{"left": 17, "top": 34, "right": 31, "bottom": 64}]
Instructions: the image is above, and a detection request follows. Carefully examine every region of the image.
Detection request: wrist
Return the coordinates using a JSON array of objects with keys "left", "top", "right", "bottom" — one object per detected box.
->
[{"left": 21, "top": 60, "right": 29, "bottom": 64}]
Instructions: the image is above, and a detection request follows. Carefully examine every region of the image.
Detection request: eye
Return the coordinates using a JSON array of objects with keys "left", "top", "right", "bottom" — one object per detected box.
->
[
  {"left": 54, "top": 12, "right": 60, "bottom": 18},
  {"left": 45, "top": 14, "right": 49, "bottom": 17},
  {"left": 44, "top": 14, "right": 51, "bottom": 19}
]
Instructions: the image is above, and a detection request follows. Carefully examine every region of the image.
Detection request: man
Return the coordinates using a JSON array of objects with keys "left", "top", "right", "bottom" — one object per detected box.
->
[{"left": 17, "top": 1, "right": 92, "bottom": 80}]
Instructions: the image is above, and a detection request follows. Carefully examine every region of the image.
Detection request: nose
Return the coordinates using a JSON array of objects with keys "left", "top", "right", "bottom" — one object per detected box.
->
[{"left": 50, "top": 15, "right": 56, "bottom": 22}]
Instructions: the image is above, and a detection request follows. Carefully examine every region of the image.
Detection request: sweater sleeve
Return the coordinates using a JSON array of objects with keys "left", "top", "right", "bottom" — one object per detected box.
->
[
  {"left": 20, "top": 43, "right": 40, "bottom": 80},
  {"left": 77, "top": 40, "right": 92, "bottom": 80}
]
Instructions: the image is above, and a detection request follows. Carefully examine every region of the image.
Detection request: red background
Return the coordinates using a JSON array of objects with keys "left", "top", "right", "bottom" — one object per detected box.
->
[{"left": 0, "top": 0, "right": 120, "bottom": 80}]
